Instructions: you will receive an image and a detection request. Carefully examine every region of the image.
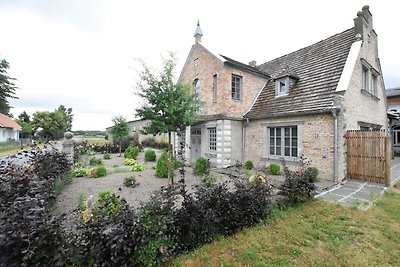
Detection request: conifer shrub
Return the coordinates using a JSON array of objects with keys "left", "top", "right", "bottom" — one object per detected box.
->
[
  {"left": 244, "top": 160, "right": 254, "bottom": 170},
  {"left": 194, "top": 157, "right": 210, "bottom": 176},
  {"left": 144, "top": 149, "right": 157, "bottom": 162}
]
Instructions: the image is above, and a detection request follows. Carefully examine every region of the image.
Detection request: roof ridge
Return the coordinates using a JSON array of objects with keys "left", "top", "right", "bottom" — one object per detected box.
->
[{"left": 258, "top": 28, "right": 355, "bottom": 68}]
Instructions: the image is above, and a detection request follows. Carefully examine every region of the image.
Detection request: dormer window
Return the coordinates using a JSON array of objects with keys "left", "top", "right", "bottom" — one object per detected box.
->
[
  {"left": 193, "top": 78, "right": 200, "bottom": 96},
  {"left": 276, "top": 77, "right": 289, "bottom": 96}
]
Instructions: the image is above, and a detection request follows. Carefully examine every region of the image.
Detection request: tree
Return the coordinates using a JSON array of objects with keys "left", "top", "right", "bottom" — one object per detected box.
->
[
  {"left": 18, "top": 111, "right": 30, "bottom": 123},
  {"left": 15, "top": 119, "right": 33, "bottom": 139},
  {"left": 110, "top": 115, "right": 130, "bottom": 156},
  {"left": 0, "top": 59, "right": 18, "bottom": 115},
  {"left": 56, "top": 105, "right": 73, "bottom": 131},
  {"left": 135, "top": 52, "right": 200, "bottom": 184}
]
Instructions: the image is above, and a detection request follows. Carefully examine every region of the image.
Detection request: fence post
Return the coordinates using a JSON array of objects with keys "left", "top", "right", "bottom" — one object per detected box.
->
[{"left": 385, "top": 135, "right": 391, "bottom": 186}]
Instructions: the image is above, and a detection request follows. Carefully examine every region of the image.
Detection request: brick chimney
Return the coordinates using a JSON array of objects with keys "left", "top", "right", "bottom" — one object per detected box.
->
[
  {"left": 248, "top": 60, "right": 257, "bottom": 67},
  {"left": 194, "top": 20, "right": 203, "bottom": 43},
  {"left": 354, "top": 5, "right": 373, "bottom": 40}
]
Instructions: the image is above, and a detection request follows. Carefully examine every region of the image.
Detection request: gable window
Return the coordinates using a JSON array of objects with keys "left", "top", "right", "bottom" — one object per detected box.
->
[
  {"left": 371, "top": 73, "right": 378, "bottom": 97},
  {"left": 193, "top": 78, "right": 200, "bottom": 96},
  {"left": 209, "top": 127, "right": 217, "bottom": 151},
  {"left": 362, "top": 65, "right": 369, "bottom": 92},
  {"left": 213, "top": 74, "right": 218, "bottom": 102},
  {"left": 231, "top": 74, "right": 242, "bottom": 100},
  {"left": 268, "top": 126, "right": 298, "bottom": 157},
  {"left": 275, "top": 77, "right": 289, "bottom": 96}
]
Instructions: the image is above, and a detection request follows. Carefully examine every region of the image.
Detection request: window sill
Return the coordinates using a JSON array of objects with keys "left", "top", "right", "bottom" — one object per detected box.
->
[
  {"left": 262, "top": 155, "right": 300, "bottom": 163},
  {"left": 361, "top": 89, "right": 380, "bottom": 101},
  {"left": 275, "top": 93, "right": 288, "bottom": 98},
  {"left": 231, "top": 98, "right": 242, "bottom": 102},
  {"left": 205, "top": 152, "right": 217, "bottom": 158}
]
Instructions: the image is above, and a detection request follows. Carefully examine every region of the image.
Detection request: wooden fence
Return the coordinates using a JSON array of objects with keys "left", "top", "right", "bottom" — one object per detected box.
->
[{"left": 346, "top": 130, "right": 390, "bottom": 184}]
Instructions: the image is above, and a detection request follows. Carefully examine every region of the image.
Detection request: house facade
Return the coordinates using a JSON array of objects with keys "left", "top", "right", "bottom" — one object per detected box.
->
[
  {"left": 386, "top": 87, "right": 400, "bottom": 152},
  {"left": 0, "top": 113, "right": 21, "bottom": 143},
  {"left": 178, "top": 5, "right": 387, "bottom": 183}
]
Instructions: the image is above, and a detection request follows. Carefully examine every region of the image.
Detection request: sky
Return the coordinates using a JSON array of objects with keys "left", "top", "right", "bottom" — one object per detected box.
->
[{"left": 0, "top": 0, "right": 399, "bottom": 131}]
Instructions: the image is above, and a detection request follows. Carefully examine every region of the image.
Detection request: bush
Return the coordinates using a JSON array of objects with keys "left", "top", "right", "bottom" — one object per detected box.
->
[
  {"left": 278, "top": 157, "right": 318, "bottom": 206},
  {"left": 123, "top": 158, "right": 136, "bottom": 166},
  {"left": 194, "top": 157, "right": 210, "bottom": 176},
  {"left": 124, "top": 145, "right": 140, "bottom": 159},
  {"left": 103, "top": 153, "right": 111, "bottom": 160},
  {"left": 88, "top": 165, "right": 107, "bottom": 178},
  {"left": 308, "top": 166, "right": 319, "bottom": 180},
  {"left": 244, "top": 160, "right": 254, "bottom": 170},
  {"left": 141, "top": 136, "right": 168, "bottom": 149},
  {"left": 201, "top": 174, "right": 217, "bottom": 187},
  {"left": 144, "top": 149, "right": 157, "bottom": 162},
  {"left": 89, "top": 157, "right": 102, "bottom": 166},
  {"left": 132, "top": 163, "right": 145, "bottom": 172},
  {"left": 268, "top": 163, "right": 281, "bottom": 175},
  {"left": 71, "top": 166, "right": 87, "bottom": 177},
  {"left": 92, "top": 190, "right": 122, "bottom": 219},
  {"left": 124, "top": 176, "right": 139, "bottom": 188},
  {"left": 155, "top": 150, "right": 169, "bottom": 178}
]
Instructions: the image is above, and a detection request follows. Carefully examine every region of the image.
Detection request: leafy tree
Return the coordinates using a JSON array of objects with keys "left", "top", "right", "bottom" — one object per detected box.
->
[
  {"left": 110, "top": 115, "right": 130, "bottom": 156},
  {"left": 18, "top": 111, "right": 30, "bottom": 123},
  {"left": 135, "top": 52, "right": 200, "bottom": 184},
  {"left": 14, "top": 119, "right": 33, "bottom": 138},
  {"left": 0, "top": 59, "right": 18, "bottom": 115},
  {"left": 56, "top": 105, "right": 73, "bottom": 131},
  {"left": 31, "top": 111, "right": 67, "bottom": 140}
]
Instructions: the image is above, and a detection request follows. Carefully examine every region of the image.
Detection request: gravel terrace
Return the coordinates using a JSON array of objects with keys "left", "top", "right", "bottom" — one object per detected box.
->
[{"left": 53, "top": 149, "right": 231, "bottom": 219}]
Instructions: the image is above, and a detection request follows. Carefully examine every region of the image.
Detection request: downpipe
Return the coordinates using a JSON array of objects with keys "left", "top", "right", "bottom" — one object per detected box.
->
[{"left": 332, "top": 109, "right": 338, "bottom": 182}]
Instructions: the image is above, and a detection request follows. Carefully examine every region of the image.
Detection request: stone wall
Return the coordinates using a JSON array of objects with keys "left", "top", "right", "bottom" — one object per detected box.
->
[{"left": 245, "top": 113, "right": 335, "bottom": 181}]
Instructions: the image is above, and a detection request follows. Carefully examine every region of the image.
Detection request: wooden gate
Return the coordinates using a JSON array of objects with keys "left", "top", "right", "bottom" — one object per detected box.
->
[{"left": 346, "top": 130, "right": 390, "bottom": 184}]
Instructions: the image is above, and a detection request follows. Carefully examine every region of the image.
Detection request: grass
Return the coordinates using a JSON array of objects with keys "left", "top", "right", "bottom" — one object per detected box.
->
[
  {"left": 0, "top": 143, "right": 45, "bottom": 157},
  {"left": 172, "top": 183, "right": 400, "bottom": 266},
  {"left": 74, "top": 136, "right": 111, "bottom": 145}
]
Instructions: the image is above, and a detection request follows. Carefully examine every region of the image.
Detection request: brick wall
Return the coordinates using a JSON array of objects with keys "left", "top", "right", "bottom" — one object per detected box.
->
[{"left": 245, "top": 113, "right": 335, "bottom": 181}]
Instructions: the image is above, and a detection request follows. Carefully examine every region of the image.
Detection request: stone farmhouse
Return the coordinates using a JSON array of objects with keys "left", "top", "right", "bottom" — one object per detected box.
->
[
  {"left": 0, "top": 113, "right": 21, "bottom": 143},
  {"left": 176, "top": 5, "right": 388, "bottom": 183}
]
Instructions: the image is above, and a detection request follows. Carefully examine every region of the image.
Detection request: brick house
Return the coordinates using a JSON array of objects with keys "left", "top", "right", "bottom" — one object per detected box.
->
[{"left": 177, "top": 6, "right": 387, "bottom": 183}]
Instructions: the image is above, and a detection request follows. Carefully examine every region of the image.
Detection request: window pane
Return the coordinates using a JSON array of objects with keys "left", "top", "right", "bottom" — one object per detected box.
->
[
  {"left": 270, "top": 128, "right": 275, "bottom": 137},
  {"left": 285, "top": 147, "right": 290, "bottom": 156},
  {"left": 292, "top": 148, "right": 298, "bottom": 156},
  {"left": 284, "top": 127, "right": 290, "bottom": 137},
  {"left": 270, "top": 146, "right": 274, "bottom": 155},
  {"left": 292, "top": 138, "right": 297, "bottom": 147},
  {"left": 292, "top": 126, "right": 297, "bottom": 136},
  {"left": 276, "top": 146, "right": 281, "bottom": 155},
  {"left": 276, "top": 129, "right": 281, "bottom": 137},
  {"left": 285, "top": 137, "right": 290, "bottom": 146}
]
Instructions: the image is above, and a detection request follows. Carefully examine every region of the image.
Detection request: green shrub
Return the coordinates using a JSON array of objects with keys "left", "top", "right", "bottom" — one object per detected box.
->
[
  {"left": 123, "top": 158, "right": 136, "bottom": 166},
  {"left": 124, "top": 145, "right": 139, "bottom": 159},
  {"left": 308, "top": 166, "right": 319, "bottom": 180},
  {"left": 87, "top": 165, "right": 107, "bottom": 178},
  {"left": 144, "top": 149, "right": 156, "bottom": 162},
  {"left": 268, "top": 163, "right": 281, "bottom": 175},
  {"left": 77, "top": 193, "right": 86, "bottom": 211},
  {"left": 194, "top": 157, "right": 210, "bottom": 176},
  {"left": 244, "top": 160, "right": 254, "bottom": 170},
  {"left": 89, "top": 157, "right": 102, "bottom": 166},
  {"left": 132, "top": 163, "right": 145, "bottom": 172},
  {"left": 103, "top": 153, "right": 111, "bottom": 160},
  {"left": 155, "top": 150, "right": 169, "bottom": 178},
  {"left": 92, "top": 190, "right": 122, "bottom": 219},
  {"left": 71, "top": 166, "right": 87, "bottom": 177},
  {"left": 202, "top": 174, "right": 217, "bottom": 187},
  {"left": 124, "top": 176, "right": 139, "bottom": 188}
]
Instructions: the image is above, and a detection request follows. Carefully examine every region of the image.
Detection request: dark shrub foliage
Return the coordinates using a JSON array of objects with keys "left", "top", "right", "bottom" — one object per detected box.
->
[
  {"left": 268, "top": 163, "right": 281, "bottom": 175},
  {"left": 124, "top": 145, "right": 140, "bottom": 159},
  {"left": 278, "top": 157, "right": 318, "bottom": 206},
  {"left": 124, "top": 176, "right": 139, "bottom": 187},
  {"left": 194, "top": 156, "right": 210, "bottom": 176},
  {"left": 70, "top": 199, "right": 142, "bottom": 267},
  {"left": 244, "top": 160, "right": 254, "bottom": 170},
  {"left": 103, "top": 153, "right": 111, "bottom": 160},
  {"left": 144, "top": 148, "right": 157, "bottom": 162},
  {"left": 31, "top": 148, "right": 72, "bottom": 180}
]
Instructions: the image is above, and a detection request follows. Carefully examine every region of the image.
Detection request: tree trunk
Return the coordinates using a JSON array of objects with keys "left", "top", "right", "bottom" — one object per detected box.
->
[
  {"left": 168, "top": 132, "right": 173, "bottom": 185},
  {"left": 119, "top": 139, "right": 122, "bottom": 157}
]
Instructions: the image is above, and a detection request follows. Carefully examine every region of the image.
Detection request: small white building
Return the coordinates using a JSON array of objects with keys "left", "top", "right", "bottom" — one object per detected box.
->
[{"left": 0, "top": 113, "right": 21, "bottom": 143}]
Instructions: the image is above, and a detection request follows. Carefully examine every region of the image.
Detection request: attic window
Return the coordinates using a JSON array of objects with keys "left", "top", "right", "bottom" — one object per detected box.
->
[
  {"left": 276, "top": 77, "right": 289, "bottom": 96},
  {"left": 193, "top": 78, "right": 200, "bottom": 96}
]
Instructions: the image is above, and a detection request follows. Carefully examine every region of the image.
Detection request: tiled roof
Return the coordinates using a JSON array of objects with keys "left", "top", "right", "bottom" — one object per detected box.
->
[
  {"left": 219, "top": 55, "right": 270, "bottom": 78},
  {"left": 386, "top": 87, "right": 400, "bottom": 97},
  {"left": 245, "top": 28, "right": 355, "bottom": 119},
  {"left": 0, "top": 113, "right": 21, "bottom": 130}
]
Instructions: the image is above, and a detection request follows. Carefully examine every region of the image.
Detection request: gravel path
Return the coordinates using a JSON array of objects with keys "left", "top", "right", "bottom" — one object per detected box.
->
[{"left": 53, "top": 150, "right": 230, "bottom": 218}]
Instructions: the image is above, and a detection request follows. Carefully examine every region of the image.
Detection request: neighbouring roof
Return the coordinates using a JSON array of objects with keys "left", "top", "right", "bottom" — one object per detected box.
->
[
  {"left": 386, "top": 87, "right": 400, "bottom": 97},
  {"left": 219, "top": 55, "right": 270, "bottom": 78},
  {"left": 0, "top": 113, "right": 22, "bottom": 130},
  {"left": 245, "top": 28, "right": 355, "bottom": 119}
]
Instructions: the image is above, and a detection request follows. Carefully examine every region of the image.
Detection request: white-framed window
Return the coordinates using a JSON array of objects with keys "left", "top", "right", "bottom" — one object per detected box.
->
[
  {"left": 193, "top": 78, "right": 200, "bottom": 96},
  {"left": 268, "top": 126, "right": 298, "bottom": 157},
  {"left": 208, "top": 127, "right": 217, "bottom": 150},
  {"left": 213, "top": 74, "right": 217, "bottom": 102},
  {"left": 394, "top": 128, "right": 400, "bottom": 146},
  {"left": 231, "top": 74, "right": 242, "bottom": 100},
  {"left": 362, "top": 65, "right": 369, "bottom": 92},
  {"left": 275, "top": 77, "right": 289, "bottom": 96},
  {"left": 371, "top": 72, "right": 378, "bottom": 97}
]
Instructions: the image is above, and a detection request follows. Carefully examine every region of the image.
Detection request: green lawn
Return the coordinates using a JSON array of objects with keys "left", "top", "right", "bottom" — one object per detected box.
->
[
  {"left": 74, "top": 135, "right": 111, "bottom": 145},
  {"left": 0, "top": 144, "right": 43, "bottom": 157},
  {"left": 172, "top": 183, "right": 400, "bottom": 267}
]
